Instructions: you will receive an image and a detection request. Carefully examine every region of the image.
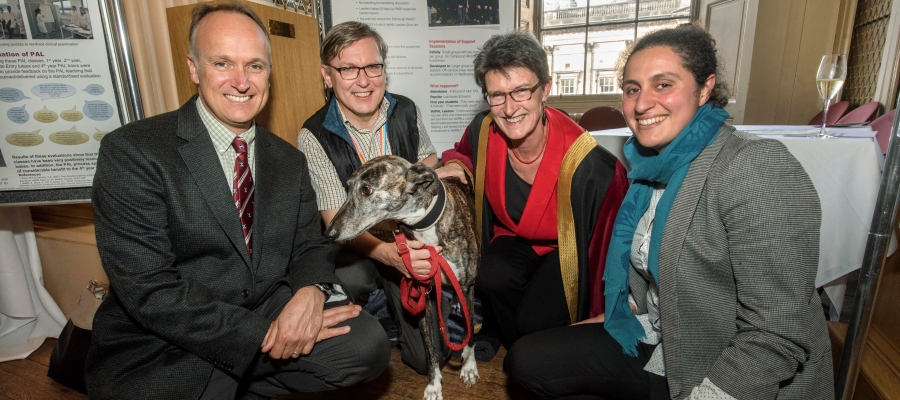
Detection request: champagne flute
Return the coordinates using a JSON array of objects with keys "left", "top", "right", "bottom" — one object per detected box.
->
[{"left": 815, "top": 54, "right": 847, "bottom": 138}]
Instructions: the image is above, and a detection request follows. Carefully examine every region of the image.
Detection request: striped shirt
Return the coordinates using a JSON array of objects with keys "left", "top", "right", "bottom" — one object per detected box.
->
[
  {"left": 196, "top": 98, "right": 257, "bottom": 190},
  {"left": 298, "top": 97, "right": 435, "bottom": 211}
]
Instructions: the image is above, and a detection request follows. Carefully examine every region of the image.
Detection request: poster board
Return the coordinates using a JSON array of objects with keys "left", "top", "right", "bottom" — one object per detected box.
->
[
  {"left": 325, "top": 0, "right": 517, "bottom": 154},
  {"left": 0, "top": 0, "right": 142, "bottom": 206}
]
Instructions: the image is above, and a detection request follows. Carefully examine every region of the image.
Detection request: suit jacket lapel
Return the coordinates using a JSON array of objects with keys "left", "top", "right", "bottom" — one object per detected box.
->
[
  {"left": 658, "top": 124, "right": 734, "bottom": 394},
  {"left": 176, "top": 99, "right": 253, "bottom": 269},
  {"left": 250, "top": 129, "right": 280, "bottom": 272}
]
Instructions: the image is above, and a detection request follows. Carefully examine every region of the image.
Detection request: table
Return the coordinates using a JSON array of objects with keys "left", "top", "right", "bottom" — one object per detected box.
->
[
  {"left": 593, "top": 125, "right": 892, "bottom": 317},
  {"left": 0, "top": 207, "right": 66, "bottom": 361},
  {"left": 62, "top": 24, "right": 92, "bottom": 39}
]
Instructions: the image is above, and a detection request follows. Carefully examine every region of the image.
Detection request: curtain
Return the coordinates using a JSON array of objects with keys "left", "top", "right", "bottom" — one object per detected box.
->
[{"left": 122, "top": 0, "right": 200, "bottom": 117}]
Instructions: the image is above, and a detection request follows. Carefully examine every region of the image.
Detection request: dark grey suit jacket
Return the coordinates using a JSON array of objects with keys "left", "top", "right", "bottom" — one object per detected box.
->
[
  {"left": 631, "top": 125, "right": 833, "bottom": 399},
  {"left": 85, "top": 97, "right": 339, "bottom": 400}
]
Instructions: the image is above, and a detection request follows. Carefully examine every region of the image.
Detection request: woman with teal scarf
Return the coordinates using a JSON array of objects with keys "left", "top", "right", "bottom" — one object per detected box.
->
[{"left": 504, "top": 24, "right": 833, "bottom": 399}]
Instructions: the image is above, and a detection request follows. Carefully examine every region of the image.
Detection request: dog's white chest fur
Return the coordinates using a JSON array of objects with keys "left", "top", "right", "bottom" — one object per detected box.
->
[{"left": 410, "top": 226, "right": 439, "bottom": 248}]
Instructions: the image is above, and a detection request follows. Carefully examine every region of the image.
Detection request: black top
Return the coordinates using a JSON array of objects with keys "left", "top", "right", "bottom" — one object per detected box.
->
[{"left": 505, "top": 157, "right": 531, "bottom": 225}]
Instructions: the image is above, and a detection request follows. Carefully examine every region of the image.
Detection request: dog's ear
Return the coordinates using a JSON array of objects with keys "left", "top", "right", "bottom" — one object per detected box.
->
[{"left": 405, "top": 163, "right": 437, "bottom": 194}]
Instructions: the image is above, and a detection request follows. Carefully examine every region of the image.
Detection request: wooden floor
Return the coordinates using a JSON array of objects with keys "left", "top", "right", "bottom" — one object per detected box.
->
[{"left": 0, "top": 339, "right": 538, "bottom": 400}]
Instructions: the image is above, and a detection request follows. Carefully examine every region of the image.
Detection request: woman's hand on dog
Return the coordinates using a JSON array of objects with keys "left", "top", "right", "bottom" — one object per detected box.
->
[{"left": 435, "top": 162, "right": 468, "bottom": 184}]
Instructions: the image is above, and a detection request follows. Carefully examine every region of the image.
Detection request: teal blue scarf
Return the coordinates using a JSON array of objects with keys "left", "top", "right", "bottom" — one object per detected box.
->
[{"left": 603, "top": 104, "right": 729, "bottom": 356}]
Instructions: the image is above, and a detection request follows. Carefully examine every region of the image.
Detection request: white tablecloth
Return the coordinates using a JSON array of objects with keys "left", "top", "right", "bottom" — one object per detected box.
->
[
  {"left": 593, "top": 126, "right": 891, "bottom": 317},
  {"left": 0, "top": 207, "right": 66, "bottom": 361}
]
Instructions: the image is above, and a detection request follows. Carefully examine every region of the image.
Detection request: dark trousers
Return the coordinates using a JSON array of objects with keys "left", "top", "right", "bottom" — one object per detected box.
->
[
  {"left": 198, "top": 284, "right": 391, "bottom": 400},
  {"left": 476, "top": 236, "right": 570, "bottom": 348},
  {"left": 333, "top": 249, "right": 451, "bottom": 375},
  {"left": 505, "top": 323, "right": 670, "bottom": 400},
  {"left": 333, "top": 250, "right": 380, "bottom": 305}
]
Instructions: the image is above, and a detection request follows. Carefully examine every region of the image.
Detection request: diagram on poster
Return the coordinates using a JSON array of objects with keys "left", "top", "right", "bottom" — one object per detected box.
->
[{"left": 0, "top": 0, "right": 121, "bottom": 191}]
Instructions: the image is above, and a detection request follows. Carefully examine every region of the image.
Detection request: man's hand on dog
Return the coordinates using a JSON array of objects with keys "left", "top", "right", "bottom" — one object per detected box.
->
[
  {"left": 379, "top": 240, "right": 443, "bottom": 280},
  {"left": 260, "top": 285, "right": 360, "bottom": 359}
]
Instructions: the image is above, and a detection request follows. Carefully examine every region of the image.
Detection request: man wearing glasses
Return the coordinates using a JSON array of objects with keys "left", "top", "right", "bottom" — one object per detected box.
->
[{"left": 298, "top": 21, "right": 446, "bottom": 376}]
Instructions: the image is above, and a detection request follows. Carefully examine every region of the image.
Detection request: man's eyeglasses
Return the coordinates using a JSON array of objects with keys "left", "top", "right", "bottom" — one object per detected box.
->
[
  {"left": 484, "top": 82, "right": 543, "bottom": 106},
  {"left": 327, "top": 63, "right": 385, "bottom": 80}
]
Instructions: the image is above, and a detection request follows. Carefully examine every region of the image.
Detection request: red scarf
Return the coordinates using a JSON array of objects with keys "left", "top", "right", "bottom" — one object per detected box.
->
[{"left": 483, "top": 107, "right": 585, "bottom": 256}]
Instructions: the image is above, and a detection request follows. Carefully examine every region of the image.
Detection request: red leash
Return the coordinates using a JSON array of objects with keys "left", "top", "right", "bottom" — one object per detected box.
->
[{"left": 394, "top": 231, "right": 472, "bottom": 351}]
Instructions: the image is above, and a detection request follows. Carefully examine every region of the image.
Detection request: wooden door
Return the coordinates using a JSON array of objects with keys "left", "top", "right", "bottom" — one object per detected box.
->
[{"left": 166, "top": 0, "right": 325, "bottom": 145}]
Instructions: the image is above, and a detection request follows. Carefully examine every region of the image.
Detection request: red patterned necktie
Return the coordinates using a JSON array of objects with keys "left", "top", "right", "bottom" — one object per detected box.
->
[{"left": 232, "top": 137, "right": 254, "bottom": 259}]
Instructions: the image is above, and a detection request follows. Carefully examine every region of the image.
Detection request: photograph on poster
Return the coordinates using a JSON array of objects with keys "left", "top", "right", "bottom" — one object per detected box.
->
[
  {"left": 66, "top": 4, "right": 92, "bottom": 38},
  {"left": 25, "top": 2, "right": 57, "bottom": 39},
  {"left": 0, "top": 0, "right": 27, "bottom": 39},
  {"left": 22, "top": 1, "right": 90, "bottom": 39},
  {"left": 428, "top": 0, "right": 499, "bottom": 27}
]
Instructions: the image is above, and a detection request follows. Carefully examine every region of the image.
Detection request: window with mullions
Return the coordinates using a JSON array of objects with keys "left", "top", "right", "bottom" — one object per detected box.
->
[
  {"left": 541, "top": 0, "right": 692, "bottom": 96},
  {"left": 596, "top": 73, "right": 616, "bottom": 93},
  {"left": 53, "top": 0, "right": 73, "bottom": 15},
  {"left": 559, "top": 77, "right": 576, "bottom": 94}
]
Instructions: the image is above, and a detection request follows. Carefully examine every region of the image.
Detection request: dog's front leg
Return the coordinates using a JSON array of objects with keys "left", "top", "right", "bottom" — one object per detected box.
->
[
  {"left": 459, "top": 284, "right": 479, "bottom": 387},
  {"left": 421, "top": 297, "right": 443, "bottom": 400}
]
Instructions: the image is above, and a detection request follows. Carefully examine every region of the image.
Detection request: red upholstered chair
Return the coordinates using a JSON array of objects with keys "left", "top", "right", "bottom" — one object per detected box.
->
[
  {"left": 808, "top": 100, "right": 851, "bottom": 125},
  {"left": 837, "top": 102, "right": 880, "bottom": 124},
  {"left": 871, "top": 109, "right": 897, "bottom": 154},
  {"left": 578, "top": 106, "right": 627, "bottom": 131}
]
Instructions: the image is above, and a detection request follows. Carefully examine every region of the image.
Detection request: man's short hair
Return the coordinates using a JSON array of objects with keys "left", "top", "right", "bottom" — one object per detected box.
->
[
  {"left": 188, "top": 1, "right": 271, "bottom": 66},
  {"left": 320, "top": 21, "right": 388, "bottom": 65}
]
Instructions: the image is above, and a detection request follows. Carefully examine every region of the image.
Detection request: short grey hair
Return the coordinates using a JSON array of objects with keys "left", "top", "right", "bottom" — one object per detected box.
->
[
  {"left": 188, "top": 1, "right": 271, "bottom": 68},
  {"left": 473, "top": 30, "right": 550, "bottom": 94},
  {"left": 321, "top": 21, "right": 388, "bottom": 65}
]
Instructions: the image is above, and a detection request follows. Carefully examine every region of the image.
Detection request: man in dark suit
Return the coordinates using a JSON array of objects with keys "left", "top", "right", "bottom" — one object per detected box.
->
[{"left": 85, "top": 3, "right": 390, "bottom": 399}]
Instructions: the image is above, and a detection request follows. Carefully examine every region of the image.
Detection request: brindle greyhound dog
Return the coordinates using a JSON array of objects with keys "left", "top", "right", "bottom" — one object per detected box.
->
[{"left": 325, "top": 155, "right": 480, "bottom": 400}]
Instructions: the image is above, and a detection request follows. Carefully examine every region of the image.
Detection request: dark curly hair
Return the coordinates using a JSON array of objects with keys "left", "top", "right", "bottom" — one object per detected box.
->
[
  {"left": 619, "top": 23, "right": 730, "bottom": 108},
  {"left": 473, "top": 30, "right": 550, "bottom": 95}
]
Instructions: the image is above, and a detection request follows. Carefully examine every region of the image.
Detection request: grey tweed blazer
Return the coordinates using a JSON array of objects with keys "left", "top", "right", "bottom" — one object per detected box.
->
[
  {"left": 630, "top": 124, "right": 833, "bottom": 399},
  {"left": 85, "top": 97, "right": 340, "bottom": 400}
]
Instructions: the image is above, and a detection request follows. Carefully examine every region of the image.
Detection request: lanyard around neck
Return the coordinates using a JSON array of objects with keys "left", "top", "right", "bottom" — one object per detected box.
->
[{"left": 346, "top": 124, "right": 388, "bottom": 164}]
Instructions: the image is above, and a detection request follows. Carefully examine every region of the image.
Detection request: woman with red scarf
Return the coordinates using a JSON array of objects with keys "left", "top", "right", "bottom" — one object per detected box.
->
[{"left": 437, "top": 30, "right": 628, "bottom": 348}]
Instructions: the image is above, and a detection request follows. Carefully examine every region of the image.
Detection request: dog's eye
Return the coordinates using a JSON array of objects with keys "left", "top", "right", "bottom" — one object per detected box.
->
[{"left": 361, "top": 185, "right": 373, "bottom": 196}]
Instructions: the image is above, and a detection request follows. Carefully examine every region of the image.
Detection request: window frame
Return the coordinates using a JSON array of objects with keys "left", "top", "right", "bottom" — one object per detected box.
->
[
  {"left": 558, "top": 75, "right": 577, "bottom": 95},
  {"left": 53, "top": 1, "right": 73, "bottom": 15},
  {"left": 595, "top": 72, "right": 617, "bottom": 94},
  {"left": 533, "top": 0, "right": 697, "bottom": 102}
]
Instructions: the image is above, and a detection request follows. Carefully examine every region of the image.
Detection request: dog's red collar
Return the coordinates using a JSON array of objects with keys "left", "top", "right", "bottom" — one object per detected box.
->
[{"left": 394, "top": 230, "right": 472, "bottom": 351}]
